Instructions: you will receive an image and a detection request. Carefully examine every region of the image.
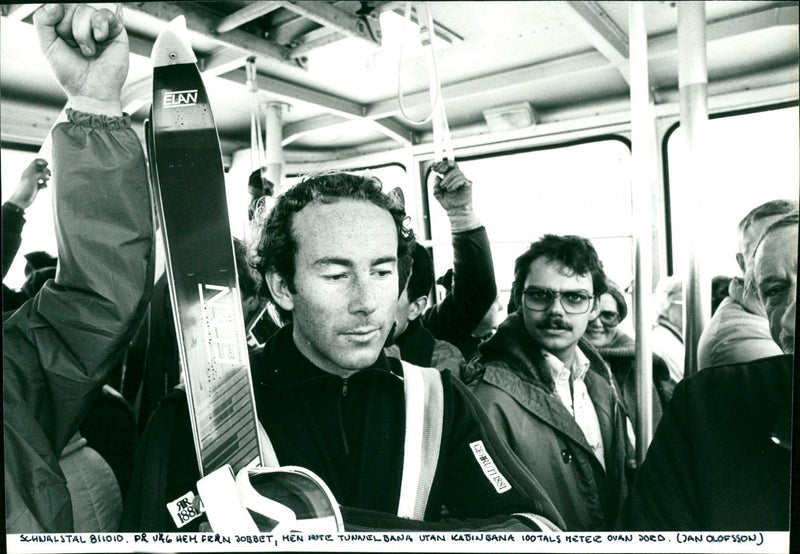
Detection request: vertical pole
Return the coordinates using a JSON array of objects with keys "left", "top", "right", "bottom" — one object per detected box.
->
[
  {"left": 628, "top": 2, "right": 655, "bottom": 462},
  {"left": 265, "top": 102, "right": 284, "bottom": 194},
  {"left": 677, "top": 2, "right": 710, "bottom": 377}
]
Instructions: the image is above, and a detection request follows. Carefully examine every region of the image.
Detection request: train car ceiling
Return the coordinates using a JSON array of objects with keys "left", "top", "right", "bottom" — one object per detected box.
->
[{"left": 1, "top": 1, "right": 797, "bottom": 161}]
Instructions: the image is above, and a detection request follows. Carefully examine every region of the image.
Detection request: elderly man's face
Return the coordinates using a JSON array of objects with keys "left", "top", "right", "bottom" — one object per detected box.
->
[{"left": 754, "top": 225, "right": 797, "bottom": 354}]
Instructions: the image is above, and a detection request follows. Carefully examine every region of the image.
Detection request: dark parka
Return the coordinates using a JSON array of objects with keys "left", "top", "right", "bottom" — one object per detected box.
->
[
  {"left": 619, "top": 354, "right": 792, "bottom": 531},
  {"left": 463, "top": 312, "right": 632, "bottom": 531},
  {"left": 3, "top": 111, "right": 154, "bottom": 533}
]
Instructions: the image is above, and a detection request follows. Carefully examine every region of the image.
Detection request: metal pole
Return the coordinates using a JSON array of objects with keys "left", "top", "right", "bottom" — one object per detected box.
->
[
  {"left": 677, "top": 2, "right": 710, "bottom": 377},
  {"left": 265, "top": 102, "right": 285, "bottom": 194},
  {"left": 628, "top": 2, "right": 655, "bottom": 462}
]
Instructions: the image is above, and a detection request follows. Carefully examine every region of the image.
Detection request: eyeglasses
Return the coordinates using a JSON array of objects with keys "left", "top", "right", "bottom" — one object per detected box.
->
[
  {"left": 592, "top": 310, "right": 620, "bottom": 326},
  {"left": 523, "top": 286, "right": 594, "bottom": 314}
]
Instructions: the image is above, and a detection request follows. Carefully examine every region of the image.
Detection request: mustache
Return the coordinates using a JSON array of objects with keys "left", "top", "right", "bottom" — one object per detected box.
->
[{"left": 536, "top": 318, "right": 573, "bottom": 331}]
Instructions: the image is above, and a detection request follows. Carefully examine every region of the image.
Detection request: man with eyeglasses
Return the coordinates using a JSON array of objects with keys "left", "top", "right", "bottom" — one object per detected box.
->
[{"left": 462, "top": 234, "right": 632, "bottom": 531}]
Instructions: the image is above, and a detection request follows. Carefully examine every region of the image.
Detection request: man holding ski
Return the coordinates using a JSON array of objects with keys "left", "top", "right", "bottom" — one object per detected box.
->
[{"left": 20, "top": 3, "right": 564, "bottom": 533}]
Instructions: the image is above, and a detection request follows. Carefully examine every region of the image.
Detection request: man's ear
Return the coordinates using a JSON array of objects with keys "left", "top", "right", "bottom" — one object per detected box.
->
[
  {"left": 265, "top": 271, "right": 294, "bottom": 312},
  {"left": 735, "top": 252, "right": 746, "bottom": 275},
  {"left": 407, "top": 296, "right": 428, "bottom": 321}
]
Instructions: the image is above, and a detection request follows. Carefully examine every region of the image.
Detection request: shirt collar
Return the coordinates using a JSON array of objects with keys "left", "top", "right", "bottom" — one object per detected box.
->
[{"left": 542, "top": 347, "right": 591, "bottom": 382}]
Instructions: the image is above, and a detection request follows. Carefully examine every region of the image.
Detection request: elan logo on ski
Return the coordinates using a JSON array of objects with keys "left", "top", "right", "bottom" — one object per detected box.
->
[{"left": 163, "top": 89, "right": 199, "bottom": 108}]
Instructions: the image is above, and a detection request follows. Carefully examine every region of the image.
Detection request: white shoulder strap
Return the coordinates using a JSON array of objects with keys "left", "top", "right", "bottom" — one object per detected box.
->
[
  {"left": 256, "top": 420, "right": 280, "bottom": 468},
  {"left": 397, "top": 362, "right": 444, "bottom": 520}
]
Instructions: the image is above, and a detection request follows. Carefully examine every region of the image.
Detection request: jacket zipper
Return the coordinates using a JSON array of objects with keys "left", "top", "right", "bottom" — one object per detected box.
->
[{"left": 339, "top": 377, "right": 349, "bottom": 455}]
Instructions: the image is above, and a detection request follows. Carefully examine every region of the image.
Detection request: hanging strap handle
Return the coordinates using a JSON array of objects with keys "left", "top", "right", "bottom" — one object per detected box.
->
[{"left": 246, "top": 57, "right": 268, "bottom": 185}]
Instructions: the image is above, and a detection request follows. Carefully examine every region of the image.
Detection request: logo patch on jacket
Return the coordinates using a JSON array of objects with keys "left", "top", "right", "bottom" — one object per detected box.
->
[{"left": 469, "top": 440, "right": 511, "bottom": 493}]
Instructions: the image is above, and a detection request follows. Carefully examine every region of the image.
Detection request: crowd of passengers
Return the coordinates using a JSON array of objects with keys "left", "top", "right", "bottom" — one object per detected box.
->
[{"left": 4, "top": 4, "right": 797, "bottom": 535}]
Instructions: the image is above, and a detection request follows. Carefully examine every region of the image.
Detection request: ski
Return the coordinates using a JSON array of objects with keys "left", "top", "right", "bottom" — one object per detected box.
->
[{"left": 146, "top": 17, "right": 263, "bottom": 480}]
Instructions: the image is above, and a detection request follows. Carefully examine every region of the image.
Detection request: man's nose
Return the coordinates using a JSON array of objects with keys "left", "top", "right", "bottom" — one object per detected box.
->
[
  {"left": 546, "top": 293, "right": 566, "bottom": 315},
  {"left": 348, "top": 275, "right": 379, "bottom": 315}
]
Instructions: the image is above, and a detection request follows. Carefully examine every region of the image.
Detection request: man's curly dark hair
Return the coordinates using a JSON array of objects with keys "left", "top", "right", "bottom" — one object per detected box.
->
[
  {"left": 249, "top": 172, "right": 415, "bottom": 319},
  {"left": 509, "top": 234, "right": 607, "bottom": 312}
]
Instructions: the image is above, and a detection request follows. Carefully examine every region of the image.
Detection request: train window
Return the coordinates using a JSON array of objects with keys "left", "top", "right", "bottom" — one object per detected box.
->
[
  {"left": 665, "top": 105, "right": 800, "bottom": 279},
  {"left": 226, "top": 157, "right": 409, "bottom": 244},
  {"left": 282, "top": 163, "right": 413, "bottom": 216},
  {"left": 426, "top": 139, "right": 633, "bottom": 308}
]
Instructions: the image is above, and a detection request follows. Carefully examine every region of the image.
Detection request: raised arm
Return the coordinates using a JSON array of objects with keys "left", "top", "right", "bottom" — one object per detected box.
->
[
  {"left": 2, "top": 158, "right": 50, "bottom": 278},
  {"left": 422, "top": 162, "right": 498, "bottom": 347},
  {"left": 3, "top": 4, "right": 154, "bottom": 532}
]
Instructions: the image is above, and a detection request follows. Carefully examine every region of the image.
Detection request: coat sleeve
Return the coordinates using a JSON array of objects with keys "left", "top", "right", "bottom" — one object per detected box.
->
[
  {"left": 3, "top": 110, "right": 154, "bottom": 533},
  {"left": 617, "top": 378, "right": 700, "bottom": 530},
  {"left": 2, "top": 202, "right": 26, "bottom": 277},
  {"left": 423, "top": 227, "right": 497, "bottom": 347}
]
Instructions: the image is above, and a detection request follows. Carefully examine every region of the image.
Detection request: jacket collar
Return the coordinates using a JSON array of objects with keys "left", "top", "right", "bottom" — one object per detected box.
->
[
  {"left": 656, "top": 316, "right": 683, "bottom": 343},
  {"left": 477, "top": 312, "right": 613, "bottom": 391},
  {"left": 476, "top": 312, "right": 620, "bottom": 462},
  {"left": 597, "top": 331, "right": 635, "bottom": 357},
  {"left": 481, "top": 362, "right": 614, "bottom": 464},
  {"left": 254, "top": 323, "right": 401, "bottom": 389}
]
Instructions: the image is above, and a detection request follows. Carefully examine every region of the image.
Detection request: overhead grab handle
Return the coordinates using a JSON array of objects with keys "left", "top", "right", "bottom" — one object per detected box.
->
[
  {"left": 246, "top": 57, "right": 269, "bottom": 189},
  {"left": 397, "top": 1, "right": 454, "bottom": 164}
]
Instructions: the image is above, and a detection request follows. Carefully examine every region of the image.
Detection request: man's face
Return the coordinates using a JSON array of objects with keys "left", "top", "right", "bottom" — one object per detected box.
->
[
  {"left": 584, "top": 293, "right": 620, "bottom": 348},
  {"left": 520, "top": 257, "right": 598, "bottom": 364},
  {"left": 275, "top": 199, "right": 399, "bottom": 376},
  {"left": 754, "top": 225, "right": 797, "bottom": 354}
]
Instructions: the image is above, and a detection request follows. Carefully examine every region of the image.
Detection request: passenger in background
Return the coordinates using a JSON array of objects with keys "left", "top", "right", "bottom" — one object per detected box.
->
[
  {"left": 389, "top": 162, "right": 498, "bottom": 376},
  {"left": 465, "top": 296, "right": 505, "bottom": 361},
  {"left": 247, "top": 167, "right": 275, "bottom": 221},
  {"left": 697, "top": 200, "right": 795, "bottom": 370},
  {"left": 2, "top": 158, "right": 51, "bottom": 313},
  {"left": 583, "top": 279, "right": 673, "bottom": 434},
  {"left": 710, "top": 275, "right": 731, "bottom": 316},
  {"left": 390, "top": 242, "right": 465, "bottom": 374},
  {"left": 651, "top": 277, "right": 684, "bottom": 384},
  {"left": 619, "top": 212, "right": 796, "bottom": 531},
  {"left": 4, "top": 3, "right": 154, "bottom": 532},
  {"left": 434, "top": 269, "right": 505, "bottom": 361},
  {"left": 463, "top": 235, "right": 632, "bottom": 531}
]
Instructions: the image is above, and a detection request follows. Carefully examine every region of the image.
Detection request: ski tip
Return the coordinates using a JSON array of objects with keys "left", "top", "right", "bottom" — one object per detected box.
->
[{"left": 151, "top": 15, "right": 197, "bottom": 67}]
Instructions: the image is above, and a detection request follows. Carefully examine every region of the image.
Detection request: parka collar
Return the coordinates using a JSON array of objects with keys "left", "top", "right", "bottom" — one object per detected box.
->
[{"left": 477, "top": 311, "right": 614, "bottom": 392}]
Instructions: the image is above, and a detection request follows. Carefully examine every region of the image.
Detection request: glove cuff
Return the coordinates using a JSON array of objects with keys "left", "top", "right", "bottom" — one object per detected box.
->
[{"left": 447, "top": 208, "right": 481, "bottom": 233}]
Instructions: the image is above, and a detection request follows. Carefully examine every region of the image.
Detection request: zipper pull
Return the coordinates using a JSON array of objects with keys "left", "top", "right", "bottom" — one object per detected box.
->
[{"left": 342, "top": 378, "right": 348, "bottom": 397}]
